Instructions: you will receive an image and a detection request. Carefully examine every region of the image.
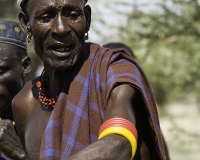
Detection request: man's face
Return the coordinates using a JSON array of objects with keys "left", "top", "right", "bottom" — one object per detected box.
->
[
  {"left": 0, "top": 43, "right": 24, "bottom": 111},
  {"left": 27, "top": 0, "right": 90, "bottom": 70}
]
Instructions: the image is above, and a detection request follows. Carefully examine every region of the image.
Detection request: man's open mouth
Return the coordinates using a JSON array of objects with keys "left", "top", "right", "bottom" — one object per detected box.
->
[{"left": 52, "top": 47, "right": 71, "bottom": 52}]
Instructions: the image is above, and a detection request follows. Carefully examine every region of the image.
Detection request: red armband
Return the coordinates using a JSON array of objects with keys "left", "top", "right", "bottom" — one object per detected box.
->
[{"left": 98, "top": 118, "right": 138, "bottom": 159}]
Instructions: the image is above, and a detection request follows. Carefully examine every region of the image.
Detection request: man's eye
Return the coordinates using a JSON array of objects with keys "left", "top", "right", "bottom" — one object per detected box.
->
[
  {"left": 41, "top": 14, "right": 54, "bottom": 22},
  {"left": 70, "top": 12, "right": 79, "bottom": 19},
  {"left": 42, "top": 16, "right": 52, "bottom": 22},
  {"left": 0, "top": 67, "right": 9, "bottom": 74},
  {"left": 65, "top": 11, "right": 79, "bottom": 19}
]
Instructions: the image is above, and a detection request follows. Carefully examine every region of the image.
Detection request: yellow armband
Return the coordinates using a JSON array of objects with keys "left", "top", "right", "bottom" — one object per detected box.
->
[{"left": 98, "top": 118, "right": 138, "bottom": 160}]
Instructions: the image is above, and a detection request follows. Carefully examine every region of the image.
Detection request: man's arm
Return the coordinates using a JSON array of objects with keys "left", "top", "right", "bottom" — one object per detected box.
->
[
  {"left": 9, "top": 81, "right": 35, "bottom": 160},
  {"left": 68, "top": 84, "right": 139, "bottom": 160}
]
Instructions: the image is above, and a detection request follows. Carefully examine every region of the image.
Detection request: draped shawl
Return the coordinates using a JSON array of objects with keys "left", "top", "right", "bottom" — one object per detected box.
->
[{"left": 40, "top": 43, "right": 167, "bottom": 160}]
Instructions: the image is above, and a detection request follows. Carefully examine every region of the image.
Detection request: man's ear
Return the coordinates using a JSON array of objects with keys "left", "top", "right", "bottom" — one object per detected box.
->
[
  {"left": 22, "top": 56, "right": 31, "bottom": 78},
  {"left": 84, "top": 5, "right": 91, "bottom": 33},
  {"left": 18, "top": 11, "right": 31, "bottom": 36}
]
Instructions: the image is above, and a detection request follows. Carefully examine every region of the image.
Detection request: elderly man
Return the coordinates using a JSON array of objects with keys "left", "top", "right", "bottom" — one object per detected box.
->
[
  {"left": 0, "top": 20, "right": 31, "bottom": 159},
  {"left": 13, "top": 0, "right": 168, "bottom": 159}
]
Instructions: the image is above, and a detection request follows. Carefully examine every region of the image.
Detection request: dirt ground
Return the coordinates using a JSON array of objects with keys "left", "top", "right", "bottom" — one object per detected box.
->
[{"left": 158, "top": 97, "right": 200, "bottom": 160}]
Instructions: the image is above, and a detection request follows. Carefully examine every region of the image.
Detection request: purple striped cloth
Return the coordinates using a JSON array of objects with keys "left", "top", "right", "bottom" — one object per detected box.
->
[
  {"left": 40, "top": 43, "right": 167, "bottom": 160},
  {"left": 0, "top": 152, "right": 12, "bottom": 160}
]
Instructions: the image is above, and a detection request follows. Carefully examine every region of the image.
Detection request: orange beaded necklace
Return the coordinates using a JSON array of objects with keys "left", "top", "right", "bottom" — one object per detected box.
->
[{"left": 36, "top": 70, "right": 58, "bottom": 109}]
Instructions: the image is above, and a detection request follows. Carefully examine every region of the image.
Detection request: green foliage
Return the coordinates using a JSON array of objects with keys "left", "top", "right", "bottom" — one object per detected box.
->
[
  {"left": 101, "top": 0, "right": 200, "bottom": 105},
  {"left": 0, "top": 0, "right": 20, "bottom": 20},
  {"left": 129, "top": 0, "right": 200, "bottom": 105}
]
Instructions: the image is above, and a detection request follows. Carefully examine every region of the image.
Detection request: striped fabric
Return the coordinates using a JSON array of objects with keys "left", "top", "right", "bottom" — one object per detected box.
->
[
  {"left": 0, "top": 152, "right": 12, "bottom": 160},
  {"left": 40, "top": 43, "right": 167, "bottom": 160}
]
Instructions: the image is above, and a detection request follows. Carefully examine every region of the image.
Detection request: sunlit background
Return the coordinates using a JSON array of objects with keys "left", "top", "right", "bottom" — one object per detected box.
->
[{"left": 1, "top": 0, "right": 200, "bottom": 159}]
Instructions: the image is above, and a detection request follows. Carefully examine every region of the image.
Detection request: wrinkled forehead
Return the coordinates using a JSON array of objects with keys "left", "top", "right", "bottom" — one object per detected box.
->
[
  {"left": 0, "top": 43, "right": 19, "bottom": 60},
  {"left": 18, "top": 0, "right": 88, "bottom": 13},
  {"left": 0, "top": 43, "right": 20, "bottom": 53},
  {"left": 29, "top": 0, "right": 86, "bottom": 12},
  {"left": 18, "top": 0, "right": 88, "bottom": 6}
]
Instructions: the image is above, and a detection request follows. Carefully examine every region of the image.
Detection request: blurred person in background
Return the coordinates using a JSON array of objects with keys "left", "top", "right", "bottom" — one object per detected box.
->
[
  {"left": 0, "top": 20, "right": 31, "bottom": 159},
  {"left": 103, "top": 42, "right": 136, "bottom": 59}
]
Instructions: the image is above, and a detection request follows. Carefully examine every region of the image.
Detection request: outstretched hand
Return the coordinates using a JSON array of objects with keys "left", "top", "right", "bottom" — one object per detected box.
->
[{"left": 0, "top": 119, "right": 28, "bottom": 160}]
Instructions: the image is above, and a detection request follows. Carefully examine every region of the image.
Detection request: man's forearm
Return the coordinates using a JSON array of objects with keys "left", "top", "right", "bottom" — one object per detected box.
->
[{"left": 68, "top": 134, "right": 132, "bottom": 160}]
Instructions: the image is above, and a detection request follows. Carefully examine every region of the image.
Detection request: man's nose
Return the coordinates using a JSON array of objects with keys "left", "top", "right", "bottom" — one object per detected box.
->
[{"left": 52, "top": 15, "right": 70, "bottom": 37}]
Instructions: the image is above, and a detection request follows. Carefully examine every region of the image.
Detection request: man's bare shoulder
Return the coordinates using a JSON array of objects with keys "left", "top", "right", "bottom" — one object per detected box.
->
[
  {"left": 12, "top": 78, "right": 39, "bottom": 110},
  {"left": 12, "top": 78, "right": 39, "bottom": 130}
]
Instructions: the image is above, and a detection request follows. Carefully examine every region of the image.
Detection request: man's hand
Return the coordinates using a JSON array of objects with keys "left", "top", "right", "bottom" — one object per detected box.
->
[{"left": 0, "top": 119, "right": 28, "bottom": 160}]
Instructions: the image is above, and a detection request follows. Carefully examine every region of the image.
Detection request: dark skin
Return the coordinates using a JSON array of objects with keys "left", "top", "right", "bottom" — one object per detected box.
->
[
  {"left": 0, "top": 43, "right": 31, "bottom": 159},
  {"left": 13, "top": 0, "right": 151, "bottom": 159}
]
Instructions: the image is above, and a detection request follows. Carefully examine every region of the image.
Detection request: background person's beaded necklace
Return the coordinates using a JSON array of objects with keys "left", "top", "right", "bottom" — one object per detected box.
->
[{"left": 36, "top": 70, "right": 58, "bottom": 109}]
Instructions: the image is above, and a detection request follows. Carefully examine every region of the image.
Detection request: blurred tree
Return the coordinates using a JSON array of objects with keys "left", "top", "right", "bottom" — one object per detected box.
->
[
  {"left": 88, "top": 0, "right": 133, "bottom": 43},
  {"left": 100, "top": 0, "right": 200, "bottom": 106},
  {"left": 0, "top": 0, "right": 19, "bottom": 20}
]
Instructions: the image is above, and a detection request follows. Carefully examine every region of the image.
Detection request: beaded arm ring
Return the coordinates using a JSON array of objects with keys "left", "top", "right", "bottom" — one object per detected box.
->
[
  {"left": 98, "top": 118, "right": 138, "bottom": 160},
  {"left": 36, "top": 70, "right": 58, "bottom": 109}
]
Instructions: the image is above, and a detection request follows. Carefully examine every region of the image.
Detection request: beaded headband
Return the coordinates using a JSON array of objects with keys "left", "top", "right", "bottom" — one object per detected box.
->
[{"left": 0, "top": 20, "right": 26, "bottom": 49}]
